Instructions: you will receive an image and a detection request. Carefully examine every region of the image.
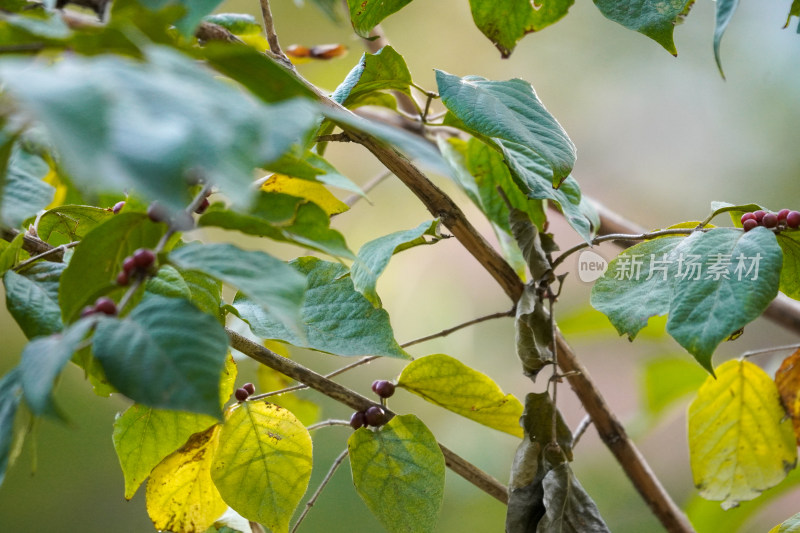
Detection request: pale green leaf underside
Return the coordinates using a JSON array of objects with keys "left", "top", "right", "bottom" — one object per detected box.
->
[{"left": 592, "top": 0, "right": 694, "bottom": 55}]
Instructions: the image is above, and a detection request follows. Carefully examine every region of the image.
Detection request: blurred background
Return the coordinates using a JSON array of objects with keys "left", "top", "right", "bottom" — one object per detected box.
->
[{"left": 1, "top": 0, "right": 799, "bottom": 531}]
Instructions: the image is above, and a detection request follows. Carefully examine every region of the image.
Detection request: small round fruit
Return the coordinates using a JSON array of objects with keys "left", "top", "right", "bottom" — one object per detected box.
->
[
  {"left": 787, "top": 211, "right": 800, "bottom": 229},
  {"left": 94, "top": 297, "right": 117, "bottom": 316},
  {"left": 777, "top": 209, "right": 791, "bottom": 221},
  {"left": 195, "top": 197, "right": 210, "bottom": 214},
  {"left": 350, "top": 411, "right": 366, "bottom": 429},
  {"left": 112, "top": 201, "right": 125, "bottom": 214},
  {"left": 242, "top": 382, "right": 255, "bottom": 395},
  {"left": 147, "top": 202, "right": 168, "bottom": 223},
  {"left": 116, "top": 271, "right": 130, "bottom": 286},
  {"left": 364, "top": 406, "right": 386, "bottom": 427},
  {"left": 122, "top": 256, "right": 136, "bottom": 274},
  {"left": 132, "top": 248, "right": 156, "bottom": 269},
  {"left": 753, "top": 210, "right": 766, "bottom": 223},
  {"left": 762, "top": 213, "right": 778, "bottom": 228},
  {"left": 234, "top": 388, "right": 249, "bottom": 402},
  {"left": 79, "top": 305, "right": 96, "bottom": 318},
  {"left": 372, "top": 380, "right": 395, "bottom": 399},
  {"left": 742, "top": 219, "right": 759, "bottom": 232},
  {"left": 740, "top": 212, "right": 756, "bottom": 224}
]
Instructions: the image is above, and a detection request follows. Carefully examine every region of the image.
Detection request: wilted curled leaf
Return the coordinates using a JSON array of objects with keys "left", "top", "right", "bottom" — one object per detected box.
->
[
  {"left": 689, "top": 359, "right": 797, "bottom": 509},
  {"left": 775, "top": 348, "right": 800, "bottom": 445},
  {"left": 146, "top": 425, "right": 227, "bottom": 533}
]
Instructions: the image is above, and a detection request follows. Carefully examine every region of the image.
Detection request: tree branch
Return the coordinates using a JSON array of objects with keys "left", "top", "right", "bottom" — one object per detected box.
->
[{"left": 226, "top": 329, "right": 509, "bottom": 504}]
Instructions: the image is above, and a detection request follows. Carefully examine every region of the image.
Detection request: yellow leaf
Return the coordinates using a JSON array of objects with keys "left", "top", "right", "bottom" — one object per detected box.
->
[
  {"left": 42, "top": 168, "right": 67, "bottom": 210},
  {"left": 218, "top": 353, "right": 238, "bottom": 407},
  {"left": 257, "top": 342, "right": 320, "bottom": 426},
  {"left": 211, "top": 401, "right": 312, "bottom": 533},
  {"left": 688, "top": 359, "right": 797, "bottom": 509},
  {"left": 775, "top": 348, "right": 800, "bottom": 445},
  {"left": 261, "top": 175, "right": 348, "bottom": 216},
  {"left": 146, "top": 425, "right": 227, "bottom": 533},
  {"left": 397, "top": 353, "right": 524, "bottom": 438}
]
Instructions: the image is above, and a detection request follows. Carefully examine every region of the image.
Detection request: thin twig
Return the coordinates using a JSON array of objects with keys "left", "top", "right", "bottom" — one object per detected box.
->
[
  {"left": 13, "top": 241, "right": 78, "bottom": 272},
  {"left": 741, "top": 343, "right": 800, "bottom": 359},
  {"left": 571, "top": 414, "right": 592, "bottom": 448},
  {"left": 548, "top": 296, "right": 559, "bottom": 445},
  {"left": 226, "top": 329, "right": 509, "bottom": 503},
  {"left": 400, "top": 308, "right": 515, "bottom": 348},
  {"left": 290, "top": 448, "right": 349, "bottom": 533},
  {"left": 306, "top": 419, "right": 351, "bottom": 431},
  {"left": 258, "top": 0, "right": 289, "bottom": 64},
  {"left": 316, "top": 133, "right": 352, "bottom": 143},
  {"left": 344, "top": 169, "right": 393, "bottom": 207}
]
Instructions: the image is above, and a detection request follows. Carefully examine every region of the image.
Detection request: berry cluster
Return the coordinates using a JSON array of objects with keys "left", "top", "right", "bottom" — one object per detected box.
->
[
  {"left": 234, "top": 383, "right": 256, "bottom": 402},
  {"left": 116, "top": 248, "right": 156, "bottom": 286},
  {"left": 80, "top": 296, "right": 118, "bottom": 317},
  {"left": 741, "top": 209, "right": 800, "bottom": 232},
  {"left": 349, "top": 380, "right": 396, "bottom": 429}
]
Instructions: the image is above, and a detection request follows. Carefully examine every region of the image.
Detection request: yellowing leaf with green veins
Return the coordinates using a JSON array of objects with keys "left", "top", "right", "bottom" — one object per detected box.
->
[
  {"left": 113, "top": 405, "right": 218, "bottom": 499},
  {"left": 146, "top": 425, "right": 227, "bottom": 533},
  {"left": 769, "top": 512, "right": 800, "bottom": 533},
  {"left": 261, "top": 175, "right": 348, "bottom": 216},
  {"left": 348, "top": 414, "right": 445, "bottom": 533},
  {"left": 218, "top": 353, "right": 237, "bottom": 407},
  {"left": 211, "top": 401, "right": 312, "bottom": 533},
  {"left": 397, "top": 354, "right": 523, "bottom": 438},
  {"left": 688, "top": 359, "right": 797, "bottom": 509}
]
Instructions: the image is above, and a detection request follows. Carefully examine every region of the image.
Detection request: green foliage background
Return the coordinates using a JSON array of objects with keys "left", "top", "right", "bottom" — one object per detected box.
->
[{"left": 0, "top": 0, "right": 798, "bottom": 531}]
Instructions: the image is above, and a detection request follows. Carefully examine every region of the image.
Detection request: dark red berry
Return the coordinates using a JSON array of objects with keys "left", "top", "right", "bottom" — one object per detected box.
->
[
  {"left": 778, "top": 209, "right": 791, "bottom": 221},
  {"left": 195, "top": 197, "right": 210, "bottom": 214},
  {"left": 122, "top": 256, "right": 136, "bottom": 274},
  {"left": 350, "top": 411, "right": 366, "bottom": 429},
  {"left": 234, "top": 388, "right": 249, "bottom": 402},
  {"left": 112, "top": 201, "right": 125, "bottom": 214},
  {"left": 742, "top": 219, "right": 759, "bottom": 232},
  {"left": 787, "top": 211, "right": 800, "bottom": 229},
  {"left": 762, "top": 213, "right": 778, "bottom": 228},
  {"left": 147, "top": 202, "right": 167, "bottom": 223},
  {"left": 116, "top": 271, "right": 129, "bottom": 286},
  {"left": 94, "top": 297, "right": 117, "bottom": 316},
  {"left": 753, "top": 210, "right": 766, "bottom": 223},
  {"left": 80, "top": 305, "right": 96, "bottom": 318},
  {"left": 242, "top": 383, "right": 255, "bottom": 395},
  {"left": 372, "top": 380, "right": 395, "bottom": 399},
  {"left": 740, "top": 212, "right": 756, "bottom": 224},
  {"left": 364, "top": 406, "right": 386, "bottom": 427},
  {"left": 132, "top": 248, "right": 156, "bottom": 269}
]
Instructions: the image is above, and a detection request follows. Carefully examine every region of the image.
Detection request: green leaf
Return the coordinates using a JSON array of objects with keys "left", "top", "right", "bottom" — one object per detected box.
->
[
  {"left": 592, "top": 228, "right": 783, "bottom": 371},
  {"left": 181, "top": 268, "right": 224, "bottom": 323},
  {"left": 234, "top": 257, "right": 409, "bottom": 359},
  {"left": 145, "top": 264, "right": 191, "bottom": 300},
  {"left": 436, "top": 70, "right": 575, "bottom": 187},
  {"left": 93, "top": 294, "right": 229, "bottom": 417},
  {"left": 346, "top": 0, "right": 413, "bottom": 38},
  {"left": 397, "top": 353, "right": 524, "bottom": 437},
  {"left": 786, "top": 0, "right": 800, "bottom": 32},
  {"left": 198, "top": 194, "right": 354, "bottom": 260},
  {"left": 139, "top": 0, "right": 224, "bottom": 36},
  {"left": 592, "top": 0, "right": 693, "bottom": 55},
  {"left": 348, "top": 414, "right": 445, "bottom": 533},
  {"left": 33, "top": 205, "right": 113, "bottom": 247},
  {"left": 19, "top": 318, "right": 95, "bottom": 416},
  {"left": 770, "top": 512, "right": 800, "bottom": 533},
  {"left": 168, "top": 242, "right": 306, "bottom": 336},
  {"left": 640, "top": 356, "right": 708, "bottom": 418},
  {"left": 201, "top": 42, "right": 316, "bottom": 103},
  {"left": 211, "top": 401, "right": 313, "bottom": 533},
  {"left": 0, "top": 368, "right": 23, "bottom": 488},
  {"left": 350, "top": 220, "right": 439, "bottom": 306},
  {"left": 331, "top": 46, "right": 413, "bottom": 108},
  {"left": 0, "top": 47, "right": 317, "bottom": 214},
  {"left": 538, "top": 461, "right": 611, "bottom": 532},
  {"left": 113, "top": 404, "right": 217, "bottom": 499},
  {"left": 4, "top": 262, "right": 65, "bottom": 338},
  {"left": 713, "top": 0, "right": 738, "bottom": 79},
  {"left": 777, "top": 230, "right": 800, "bottom": 300},
  {"left": 688, "top": 359, "right": 797, "bottom": 509},
  {"left": 59, "top": 212, "right": 164, "bottom": 323},
  {"left": 202, "top": 13, "right": 261, "bottom": 35},
  {"left": 308, "top": 0, "right": 343, "bottom": 22},
  {"left": 0, "top": 231, "right": 23, "bottom": 273},
  {"left": 468, "top": 0, "right": 574, "bottom": 57},
  {"left": 1, "top": 142, "right": 54, "bottom": 228}
]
